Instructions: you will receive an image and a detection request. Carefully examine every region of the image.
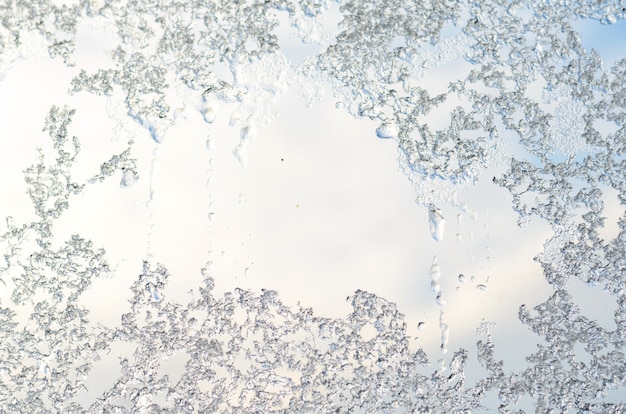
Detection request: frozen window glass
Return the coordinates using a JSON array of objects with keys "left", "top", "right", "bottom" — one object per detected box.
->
[{"left": 1, "top": 0, "right": 625, "bottom": 412}]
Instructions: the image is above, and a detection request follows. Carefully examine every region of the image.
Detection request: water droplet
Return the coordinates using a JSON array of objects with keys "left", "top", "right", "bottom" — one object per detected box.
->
[
  {"left": 417, "top": 322, "right": 426, "bottom": 331},
  {"left": 436, "top": 293, "right": 446, "bottom": 306},
  {"left": 458, "top": 274, "right": 466, "bottom": 283},
  {"left": 476, "top": 284, "right": 487, "bottom": 291},
  {"left": 233, "top": 145, "right": 248, "bottom": 167},
  {"left": 430, "top": 256, "right": 440, "bottom": 273},
  {"left": 428, "top": 205, "right": 445, "bottom": 241},
  {"left": 201, "top": 105, "right": 217, "bottom": 123},
  {"left": 205, "top": 136, "right": 212, "bottom": 150},
  {"left": 375, "top": 122, "right": 397, "bottom": 139},
  {"left": 601, "top": 14, "right": 617, "bottom": 25},
  {"left": 120, "top": 169, "right": 138, "bottom": 187}
]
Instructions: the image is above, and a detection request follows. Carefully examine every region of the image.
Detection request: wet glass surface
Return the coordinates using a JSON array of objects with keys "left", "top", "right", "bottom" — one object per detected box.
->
[{"left": 1, "top": 1, "right": 626, "bottom": 411}]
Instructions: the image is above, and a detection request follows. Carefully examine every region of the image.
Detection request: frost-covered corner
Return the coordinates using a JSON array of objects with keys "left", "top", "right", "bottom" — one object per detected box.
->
[{"left": 1, "top": 0, "right": 626, "bottom": 412}]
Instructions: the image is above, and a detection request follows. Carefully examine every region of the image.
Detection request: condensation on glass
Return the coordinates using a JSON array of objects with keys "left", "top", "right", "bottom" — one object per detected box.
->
[{"left": 0, "top": 0, "right": 625, "bottom": 412}]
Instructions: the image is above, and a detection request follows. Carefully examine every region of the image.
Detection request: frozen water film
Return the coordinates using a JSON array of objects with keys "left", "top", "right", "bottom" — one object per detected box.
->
[{"left": 1, "top": 0, "right": 626, "bottom": 412}]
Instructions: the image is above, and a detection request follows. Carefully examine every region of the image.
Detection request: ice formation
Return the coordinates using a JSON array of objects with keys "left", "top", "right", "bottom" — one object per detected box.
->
[{"left": 1, "top": 0, "right": 626, "bottom": 412}]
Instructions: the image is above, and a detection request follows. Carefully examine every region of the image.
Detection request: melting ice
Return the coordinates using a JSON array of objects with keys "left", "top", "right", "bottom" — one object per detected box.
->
[{"left": 1, "top": 0, "right": 626, "bottom": 412}]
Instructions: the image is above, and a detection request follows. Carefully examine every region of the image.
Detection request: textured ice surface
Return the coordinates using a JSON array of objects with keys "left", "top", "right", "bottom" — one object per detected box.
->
[{"left": 1, "top": 0, "right": 626, "bottom": 412}]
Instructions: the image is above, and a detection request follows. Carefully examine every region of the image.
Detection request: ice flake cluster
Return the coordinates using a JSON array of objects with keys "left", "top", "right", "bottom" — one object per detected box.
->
[{"left": 1, "top": 0, "right": 626, "bottom": 412}]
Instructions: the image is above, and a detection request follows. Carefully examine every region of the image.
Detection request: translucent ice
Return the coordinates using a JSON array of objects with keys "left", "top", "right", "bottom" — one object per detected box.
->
[{"left": 2, "top": 0, "right": 626, "bottom": 412}]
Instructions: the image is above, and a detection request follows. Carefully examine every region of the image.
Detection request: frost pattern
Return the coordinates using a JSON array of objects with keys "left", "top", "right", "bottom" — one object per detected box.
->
[{"left": 1, "top": 0, "right": 626, "bottom": 412}]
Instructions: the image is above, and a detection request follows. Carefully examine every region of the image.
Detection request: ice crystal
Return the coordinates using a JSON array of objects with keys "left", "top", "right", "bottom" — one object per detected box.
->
[{"left": 1, "top": 0, "right": 626, "bottom": 412}]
